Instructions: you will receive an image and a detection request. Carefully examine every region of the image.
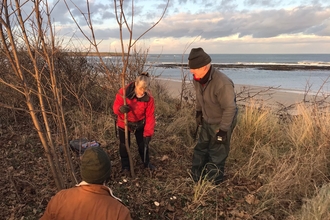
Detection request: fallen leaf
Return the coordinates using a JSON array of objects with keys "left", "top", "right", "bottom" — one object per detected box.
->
[
  {"left": 167, "top": 204, "right": 175, "bottom": 212},
  {"left": 230, "top": 209, "right": 245, "bottom": 218},
  {"left": 245, "top": 194, "right": 258, "bottom": 205},
  {"left": 161, "top": 155, "right": 169, "bottom": 161}
]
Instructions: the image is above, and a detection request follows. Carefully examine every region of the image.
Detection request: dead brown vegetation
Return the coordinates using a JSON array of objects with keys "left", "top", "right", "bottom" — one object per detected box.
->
[
  {"left": 1, "top": 74, "right": 330, "bottom": 219},
  {"left": 1, "top": 0, "right": 330, "bottom": 219}
]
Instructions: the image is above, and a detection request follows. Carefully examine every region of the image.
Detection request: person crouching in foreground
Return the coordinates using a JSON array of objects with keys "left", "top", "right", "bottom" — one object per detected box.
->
[
  {"left": 41, "top": 146, "right": 132, "bottom": 220},
  {"left": 189, "top": 47, "right": 238, "bottom": 185},
  {"left": 113, "top": 72, "right": 156, "bottom": 173}
]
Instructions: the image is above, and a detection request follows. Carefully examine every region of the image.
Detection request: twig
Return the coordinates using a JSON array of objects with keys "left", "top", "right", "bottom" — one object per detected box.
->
[{"left": 8, "top": 174, "right": 22, "bottom": 203}]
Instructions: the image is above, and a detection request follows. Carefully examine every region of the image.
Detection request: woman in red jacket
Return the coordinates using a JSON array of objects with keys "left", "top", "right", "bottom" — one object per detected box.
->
[{"left": 113, "top": 73, "right": 155, "bottom": 172}]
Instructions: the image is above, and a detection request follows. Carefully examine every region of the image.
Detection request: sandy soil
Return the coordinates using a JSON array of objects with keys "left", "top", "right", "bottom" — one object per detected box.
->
[{"left": 155, "top": 78, "right": 317, "bottom": 115}]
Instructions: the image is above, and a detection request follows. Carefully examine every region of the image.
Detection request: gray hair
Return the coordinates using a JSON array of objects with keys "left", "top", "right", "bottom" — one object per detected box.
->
[{"left": 135, "top": 72, "right": 150, "bottom": 89}]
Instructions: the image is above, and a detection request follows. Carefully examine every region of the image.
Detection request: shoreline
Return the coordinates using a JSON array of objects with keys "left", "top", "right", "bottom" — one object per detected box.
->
[{"left": 155, "top": 78, "right": 313, "bottom": 108}]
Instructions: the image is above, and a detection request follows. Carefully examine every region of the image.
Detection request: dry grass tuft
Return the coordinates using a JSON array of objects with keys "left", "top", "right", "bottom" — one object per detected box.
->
[
  {"left": 298, "top": 183, "right": 330, "bottom": 220},
  {"left": 228, "top": 100, "right": 330, "bottom": 218}
]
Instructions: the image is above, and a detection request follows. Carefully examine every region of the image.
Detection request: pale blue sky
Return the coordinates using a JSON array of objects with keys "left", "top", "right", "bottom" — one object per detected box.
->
[{"left": 49, "top": 0, "right": 330, "bottom": 54}]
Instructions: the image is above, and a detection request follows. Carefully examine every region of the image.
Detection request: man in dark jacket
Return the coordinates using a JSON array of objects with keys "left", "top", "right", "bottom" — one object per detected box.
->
[
  {"left": 189, "top": 47, "right": 237, "bottom": 185},
  {"left": 41, "top": 146, "right": 132, "bottom": 220}
]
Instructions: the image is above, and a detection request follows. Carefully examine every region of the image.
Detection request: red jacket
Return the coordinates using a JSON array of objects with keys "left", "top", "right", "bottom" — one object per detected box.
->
[
  {"left": 40, "top": 184, "right": 131, "bottom": 220},
  {"left": 113, "top": 82, "right": 155, "bottom": 137}
]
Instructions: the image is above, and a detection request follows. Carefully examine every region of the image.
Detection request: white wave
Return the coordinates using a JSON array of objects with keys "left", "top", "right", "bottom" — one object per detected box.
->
[{"left": 149, "top": 61, "right": 330, "bottom": 67}]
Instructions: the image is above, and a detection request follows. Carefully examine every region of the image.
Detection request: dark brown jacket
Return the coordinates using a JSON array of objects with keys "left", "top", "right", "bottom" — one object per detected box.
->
[
  {"left": 193, "top": 65, "right": 237, "bottom": 132},
  {"left": 41, "top": 184, "right": 131, "bottom": 220}
]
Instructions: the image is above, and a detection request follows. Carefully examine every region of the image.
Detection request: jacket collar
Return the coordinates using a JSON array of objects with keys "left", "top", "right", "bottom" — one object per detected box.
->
[
  {"left": 76, "top": 181, "right": 122, "bottom": 202},
  {"left": 126, "top": 82, "right": 150, "bottom": 102}
]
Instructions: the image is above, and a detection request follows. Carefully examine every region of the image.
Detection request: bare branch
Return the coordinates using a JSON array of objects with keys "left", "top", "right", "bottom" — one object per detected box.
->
[{"left": 313, "top": 75, "right": 330, "bottom": 103}]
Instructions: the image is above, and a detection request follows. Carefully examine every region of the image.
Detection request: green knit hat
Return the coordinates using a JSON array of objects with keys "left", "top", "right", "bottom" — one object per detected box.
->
[
  {"left": 80, "top": 146, "right": 111, "bottom": 184},
  {"left": 188, "top": 47, "right": 212, "bottom": 69}
]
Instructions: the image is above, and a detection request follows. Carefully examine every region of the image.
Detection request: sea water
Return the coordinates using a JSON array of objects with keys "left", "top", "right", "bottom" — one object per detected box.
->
[{"left": 147, "top": 54, "right": 330, "bottom": 94}]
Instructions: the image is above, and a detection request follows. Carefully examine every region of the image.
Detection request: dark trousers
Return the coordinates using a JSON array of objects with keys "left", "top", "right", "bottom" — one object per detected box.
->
[
  {"left": 191, "top": 116, "right": 237, "bottom": 184},
  {"left": 118, "top": 127, "right": 149, "bottom": 170}
]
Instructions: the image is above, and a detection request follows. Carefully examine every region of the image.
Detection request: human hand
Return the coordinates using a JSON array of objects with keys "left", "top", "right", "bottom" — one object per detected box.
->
[
  {"left": 195, "top": 111, "right": 202, "bottom": 125},
  {"left": 119, "top": 105, "right": 130, "bottom": 113},
  {"left": 216, "top": 130, "right": 227, "bottom": 143}
]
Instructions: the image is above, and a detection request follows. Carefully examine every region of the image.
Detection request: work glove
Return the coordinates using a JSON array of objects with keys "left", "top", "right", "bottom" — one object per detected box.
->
[
  {"left": 216, "top": 130, "right": 227, "bottom": 144},
  {"left": 119, "top": 105, "right": 130, "bottom": 113},
  {"left": 195, "top": 111, "right": 202, "bottom": 125},
  {"left": 144, "top": 136, "right": 151, "bottom": 146}
]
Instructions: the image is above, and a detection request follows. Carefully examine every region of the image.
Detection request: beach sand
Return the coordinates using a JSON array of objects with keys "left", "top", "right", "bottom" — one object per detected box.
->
[{"left": 156, "top": 78, "right": 313, "bottom": 111}]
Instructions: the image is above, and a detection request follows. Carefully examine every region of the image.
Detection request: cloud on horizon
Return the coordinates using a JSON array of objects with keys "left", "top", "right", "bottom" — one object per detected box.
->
[
  {"left": 57, "top": 5, "right": 330, "bottom": 38},
  {"left": 47, "top": 0, "right": 330, "bottom": 53}
]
